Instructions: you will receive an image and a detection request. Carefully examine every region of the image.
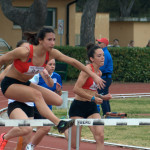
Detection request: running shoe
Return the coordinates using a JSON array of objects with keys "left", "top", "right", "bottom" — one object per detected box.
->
[
  {"left": 26, "top": 144, "right": 35, "bottom": 150},
  {"left": 57, "top": 119, "right": 75, "bottom": 133},
  {"left": 0, "top": 133, "right": 8, "bottom": 150}
]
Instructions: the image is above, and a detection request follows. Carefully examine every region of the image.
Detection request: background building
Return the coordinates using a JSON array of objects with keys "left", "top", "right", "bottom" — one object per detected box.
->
[
  {"left": 0, "top": 0, "right": 150, "bottom": 48},
  {"left": 0, "top": 0, "right": 76, "bottom": 48}
]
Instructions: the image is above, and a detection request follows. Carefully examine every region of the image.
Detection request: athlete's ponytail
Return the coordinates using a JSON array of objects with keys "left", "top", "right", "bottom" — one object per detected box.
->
[{"left": 24, "top": 32, "right": 38, "bottom": 45}]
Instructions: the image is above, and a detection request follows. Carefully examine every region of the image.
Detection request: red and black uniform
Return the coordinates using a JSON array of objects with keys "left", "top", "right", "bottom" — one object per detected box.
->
[
  {"left": 69, "top": 64, "right": 99, "bottom": 118},
  {"left": 82, "top": 64, "right": 100, "bottom": 91},
  {"left": 14, "top": 45, "right": 49, "bottom": 75},
  {"left": 1, "top": 45, "right": 49, "bottom": 94}
]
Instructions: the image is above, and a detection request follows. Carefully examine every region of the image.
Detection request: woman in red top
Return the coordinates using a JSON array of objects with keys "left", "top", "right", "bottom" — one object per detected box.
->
[
  {"left": 69, "top": 43, "right": 112, "bottom": 150},
  {"left": 0, "top": 27, "right": 105, "bottom": 149}
]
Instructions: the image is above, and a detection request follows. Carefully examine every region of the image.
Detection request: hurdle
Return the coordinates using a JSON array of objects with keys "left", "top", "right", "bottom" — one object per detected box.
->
[
  {"left": 73, "top": 119, "right": 150, "bottom": 150},
  {"left": 0, "top": 118, "right": 150, "bottom": 150},
  {"left": 0, "top": 118, "right": 150, "bottom": 127}
]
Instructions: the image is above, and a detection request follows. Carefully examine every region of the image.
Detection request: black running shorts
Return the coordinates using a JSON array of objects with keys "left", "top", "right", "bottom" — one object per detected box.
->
[
  {"left": 69, "top": 99, "right": 99, "bottom": 118},
  {"left": 34, "top": 107, "right": 46, "bottom": 119},
  {"left": 7, "top": 101, "right": 34, "bottom": 117},
  {"left": 1, "top": 76, "right": 31, "bottom": 95}
]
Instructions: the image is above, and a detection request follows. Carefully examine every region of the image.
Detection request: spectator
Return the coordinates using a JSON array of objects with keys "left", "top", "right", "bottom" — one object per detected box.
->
[
  {"left": 112, "top": 39, "right": 120, "bottom": 47},
  {"left": 26, "top": 59, "right": 65, "bottom": 150},
  {"left": 128, "top": 40, "right": 134, "bottom": 47},
  {"left": 96, "top": 38, "right": 113, "bottom": 116},
  {"left": 146, "top": 40, "right": 150, "bottom": 47}
]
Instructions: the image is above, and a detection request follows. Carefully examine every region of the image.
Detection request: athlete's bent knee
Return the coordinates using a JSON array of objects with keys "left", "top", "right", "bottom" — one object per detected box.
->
[{"left": 32, "top": 90, "right": 43, "bottom": 102}]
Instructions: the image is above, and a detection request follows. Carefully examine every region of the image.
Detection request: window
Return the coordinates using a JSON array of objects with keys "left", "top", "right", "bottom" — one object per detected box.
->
[
  {"left": 45, "top": 8, "right": 57, "bottom": 28},
  {"left": 75, "top": 34, "right": 80, "bottom": 46},
  {"left": 13, "top": 7, "right": 57, "bottom": 28}
]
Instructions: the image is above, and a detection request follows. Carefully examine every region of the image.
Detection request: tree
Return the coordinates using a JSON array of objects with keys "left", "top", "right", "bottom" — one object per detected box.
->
[
  {"left": 0, "top": 0, "right": 48, "bottom": 39},
  {"left": 80, "top": 0, "right": 99, "bottom": 47},
  {"left": 78, "top": 0, "right": 150, "bottom": 18},
  {"left": 118, "top": 0, "right": 135, "bottom": 17}
]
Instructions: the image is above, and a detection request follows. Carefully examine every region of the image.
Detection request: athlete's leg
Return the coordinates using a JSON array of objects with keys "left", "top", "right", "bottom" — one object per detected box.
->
[
  {"left": 5, "top": 84, "right": 74, "bottom": 132},
  {"left": 5, "top": 84, "right": 60, "bottom": 125},
  {"left": 30, "top": 126, "right": 51, "bottom": 147},
  {"left": 3, "top": 108, "right": 33, "bottom": 147},
  {"left": 70, "top": 116, "right": 82, "bottom": 149},
  {"left": 30, "top": 83, "right": 63, "bottom": 106},
  {"left": 15, "top": 117, "right": 33, "bottom": 150},
  {"left": 28, "top": 107, "right": 51, "bottom": 148},
  {"left": 88, "top": 113, "right": 104, "bottom": 150}
]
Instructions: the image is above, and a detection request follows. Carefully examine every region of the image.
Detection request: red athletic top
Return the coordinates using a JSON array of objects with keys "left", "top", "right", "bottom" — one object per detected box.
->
[
  {"left": 82, "top": 64, "right": 100, "bottom": 91},
  {"left": 14, "top": 45, "right": 49, "bottom": 75}
]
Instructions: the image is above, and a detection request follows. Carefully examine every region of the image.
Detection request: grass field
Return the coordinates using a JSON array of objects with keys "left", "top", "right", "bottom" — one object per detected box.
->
[{"left": 51, "top": 97, "right": 150, "bottom": 148}]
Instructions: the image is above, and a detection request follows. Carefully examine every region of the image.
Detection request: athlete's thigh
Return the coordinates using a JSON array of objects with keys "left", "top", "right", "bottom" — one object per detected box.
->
[
  {"left": 88, "top": 113, "right": 104, "bottom": 135},
  {"left": 5, "top": 84, "right": 39, "bottom": 103},
  {"left": 9, "top": 108, "right": 32, "bottom": 119},
  {"left": 30, "top": 83, "right": 62, "bottom": 106}
]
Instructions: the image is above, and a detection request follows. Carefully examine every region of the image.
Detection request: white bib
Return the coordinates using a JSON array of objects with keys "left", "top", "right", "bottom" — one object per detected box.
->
[{"left": 24, "top": 66, "right": 44, "bottom": 75}]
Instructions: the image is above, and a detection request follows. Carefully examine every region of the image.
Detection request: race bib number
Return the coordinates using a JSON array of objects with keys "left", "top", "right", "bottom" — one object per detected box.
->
[
  {"left": 89, "top": 82, "right": 98, "bottom": 90},
  {"left": 25, "top": 66, "right": 44, "bottom": 75}
]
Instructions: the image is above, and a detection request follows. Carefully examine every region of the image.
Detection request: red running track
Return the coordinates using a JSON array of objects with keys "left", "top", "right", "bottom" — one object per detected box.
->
[
  {"left": 0, "top": 82, "right": 150, "bottom": 150},
  {"left": 62, "top": 82, "right": 150, "bottom": 97}
]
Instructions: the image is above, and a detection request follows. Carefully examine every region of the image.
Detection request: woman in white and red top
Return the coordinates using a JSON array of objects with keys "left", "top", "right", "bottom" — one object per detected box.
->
[
  {"left": 0, "top": 27, "right": 105, "bottom": 149},
  {"left": 69, "top": 43, "right": 112, "bottom": 150}
]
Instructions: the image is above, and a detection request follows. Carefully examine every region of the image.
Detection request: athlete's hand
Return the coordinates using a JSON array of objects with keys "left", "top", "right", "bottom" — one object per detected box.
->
[
  {"left": 95, "top": 93, "right": 112, "bottom": 100},
  {"left": 93, "top": 74, "right": 105, "bottom": 89},
  {"left": 95, "top": 97, "right": 103, "bottom": 104},
  {"left": 42, "top": 69, "right": 49, "bottom": 79},
  {"left": 55, "top": 82, "right": 62, "bottom": 95},
  {"left": 104, "top": 93, "right": 112, "bottom": 100},
  {"left": 56, "top": 82, "right": 62, "bottom": 92}
]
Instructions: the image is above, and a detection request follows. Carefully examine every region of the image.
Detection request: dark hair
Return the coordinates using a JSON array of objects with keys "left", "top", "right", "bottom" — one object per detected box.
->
[
  {"left": 24, "top": 32, "right": 38, "bottom": 45},
  {"left": 16, "top": 40, "right": 28, "bottom": 47},
  {"left": 37, "top": 27, "right": 55, "bottom": 43},
  {"left": 86, "top": 43, "right": 100, "bottom": 62},
  {"left": 23, "top": 27, "right": 55, "bottom": 46}
]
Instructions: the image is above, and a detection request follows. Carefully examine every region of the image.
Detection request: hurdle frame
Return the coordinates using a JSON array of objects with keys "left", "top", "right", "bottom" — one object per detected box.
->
[{"left": 0, "top": 118, "right": 150, "bottom": 150}]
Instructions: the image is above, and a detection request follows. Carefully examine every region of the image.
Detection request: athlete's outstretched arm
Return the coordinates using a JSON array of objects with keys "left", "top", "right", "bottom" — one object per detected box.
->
[
  {"left": 0, "top": 47, "right": 29, "bottom": 68},
  {"left": 51, "top": 49, "right": 105, "bottom": 89}
]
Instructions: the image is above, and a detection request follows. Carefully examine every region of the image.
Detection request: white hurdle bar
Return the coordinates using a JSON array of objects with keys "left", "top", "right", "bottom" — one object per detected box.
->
[
  {"left": 0, "top": 118, "right": 150, "bottom": 127},
  {"left": 75, "top": 118, "right": 150, "bottom": 126},
  {"left": 0, "top": 118, "right": 150, "bottom": 150},
  {"left": 0, "top": 119, "right": 55, "bottom": 127},
  {"left": 74, "top": 118, "right": 150, "bottom": 150}
]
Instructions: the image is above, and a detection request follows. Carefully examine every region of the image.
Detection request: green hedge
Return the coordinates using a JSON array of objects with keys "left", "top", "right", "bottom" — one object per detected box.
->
[
  {"left": 109, "top": 47, "right": 150, "bottom": 82},
  {"left": 55, "top": 46, "right": 150, "bottom": 82}
]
